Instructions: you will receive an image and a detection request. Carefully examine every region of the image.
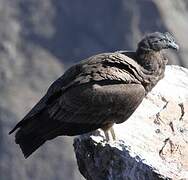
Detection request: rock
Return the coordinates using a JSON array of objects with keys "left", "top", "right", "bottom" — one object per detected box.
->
[{"left": 74, "top": 65, "right": 188, "bottom": 180}]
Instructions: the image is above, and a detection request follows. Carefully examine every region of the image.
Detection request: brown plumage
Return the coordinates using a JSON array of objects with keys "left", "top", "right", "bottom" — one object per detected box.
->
[{"left": 9, "top": 32, "right": 179, "bottom": 158}]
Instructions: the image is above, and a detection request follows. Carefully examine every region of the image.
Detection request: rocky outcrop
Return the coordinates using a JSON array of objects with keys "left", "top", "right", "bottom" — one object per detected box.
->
[{"left": 74, "top": 66, "right": 188, "bottom": 180}]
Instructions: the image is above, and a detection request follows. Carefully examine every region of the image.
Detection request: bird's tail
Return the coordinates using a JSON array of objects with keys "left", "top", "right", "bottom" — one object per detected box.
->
[
  {"left": 15, "top": 128, "right": 46, "bottom": 158},
  {"left": 9, "top": 111, "right": 61, "bottom": 158}
]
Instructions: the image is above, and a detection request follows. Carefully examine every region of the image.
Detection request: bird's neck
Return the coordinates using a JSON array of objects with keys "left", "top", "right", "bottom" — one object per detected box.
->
[
  {"left": 135, "top": 49, "right": 168, "bottom": 93},
  {"left": 136, "top": 49, "right": 167, "bottom": 74}
]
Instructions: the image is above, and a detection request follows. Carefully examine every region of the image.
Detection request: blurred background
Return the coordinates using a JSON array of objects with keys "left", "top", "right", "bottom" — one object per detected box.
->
[{"left": 1, "top": 0, "right": 187, "bottom": 179}]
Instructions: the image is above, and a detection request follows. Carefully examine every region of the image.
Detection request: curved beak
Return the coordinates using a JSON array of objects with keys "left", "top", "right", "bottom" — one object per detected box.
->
[
  {"left": 164, "top": 32, "right": 179, "bottom": 51},
  {"left": 168, "top": 41, "right": 179, "bottom": 51}
]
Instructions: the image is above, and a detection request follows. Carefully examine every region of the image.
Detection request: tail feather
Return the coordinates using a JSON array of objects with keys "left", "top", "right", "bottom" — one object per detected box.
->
[
  {"left": 11, "top": 110, "right": 59, "bottom": 158},
  {"left": 15, "top": 129, "right": 46, "bottom": 158}
]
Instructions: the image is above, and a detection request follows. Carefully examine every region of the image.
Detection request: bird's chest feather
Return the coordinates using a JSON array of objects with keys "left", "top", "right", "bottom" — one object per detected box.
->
[{"left": 138, "top": 52, "right": 167, "bottom": 93}]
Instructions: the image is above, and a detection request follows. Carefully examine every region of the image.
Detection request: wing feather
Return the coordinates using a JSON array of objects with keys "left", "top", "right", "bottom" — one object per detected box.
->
[
  {"left": 46, "top": 83, "right": 145, "bottom": 127},
  {"left": 10, "top": 51, "right": 145, "bottom": 134}
]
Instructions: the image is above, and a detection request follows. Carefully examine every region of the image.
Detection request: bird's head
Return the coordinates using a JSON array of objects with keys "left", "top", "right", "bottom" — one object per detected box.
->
[{"left": 137, "top": 32, "right": 179, "bottom": 53}]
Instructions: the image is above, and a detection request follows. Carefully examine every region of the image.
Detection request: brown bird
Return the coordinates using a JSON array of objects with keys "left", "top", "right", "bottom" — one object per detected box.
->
[{"left": 9, "top": 32, "right": 179, "bottom": 158}]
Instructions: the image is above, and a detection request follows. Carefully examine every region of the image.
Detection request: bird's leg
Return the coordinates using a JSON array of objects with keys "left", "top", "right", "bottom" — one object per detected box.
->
[
  {"left": 102, "top": 123, "right": 116, "bottom": 142},
  {"left": 104, "top": 130, "right": 110, "bottom": 142},
  {"left": 110, "top": 126, "right": 116, "bottom": 140}
]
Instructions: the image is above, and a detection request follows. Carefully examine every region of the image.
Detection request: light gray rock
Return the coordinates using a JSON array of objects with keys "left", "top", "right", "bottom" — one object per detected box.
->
[{"left": 74, "top": 65, "right": 188, "bottom": 180}]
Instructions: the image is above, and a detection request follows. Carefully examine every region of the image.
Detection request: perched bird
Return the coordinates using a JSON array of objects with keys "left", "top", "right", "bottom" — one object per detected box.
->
[{"left": 9, "top": 32, "right": 179, "bottom": 158}]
